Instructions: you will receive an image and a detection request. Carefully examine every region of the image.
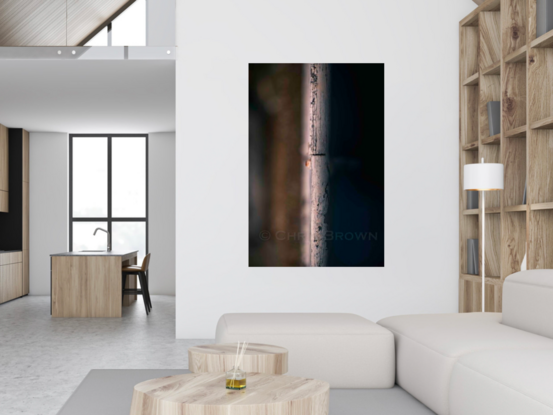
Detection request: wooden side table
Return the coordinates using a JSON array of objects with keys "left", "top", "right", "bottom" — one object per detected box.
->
[
  {"left": 130, "top": 372, "right": 329, "bottom": 415},
  {"left": 188, "top": 343, "right": 288, "bottom": 374}
]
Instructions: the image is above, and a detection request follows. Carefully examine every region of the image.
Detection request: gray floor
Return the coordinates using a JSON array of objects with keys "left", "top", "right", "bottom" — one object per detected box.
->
[
  {"left": 58, "top": 369, "right": 435, "bottom": 415},
  {"left": 1, "top": 296, "right": 435, "bottom": 415},
  {"left": 0, "top": 295, "right": 211, "bottom": 415}
]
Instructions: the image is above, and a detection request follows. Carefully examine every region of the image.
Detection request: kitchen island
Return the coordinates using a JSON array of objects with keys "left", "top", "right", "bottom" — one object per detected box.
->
[{"left": 50, "top": 251, "right": 138, "bottom": 317}]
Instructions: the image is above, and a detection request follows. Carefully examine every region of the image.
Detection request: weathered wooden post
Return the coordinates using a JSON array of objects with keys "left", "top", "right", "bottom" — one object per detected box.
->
[
  {"left": 309, "top": 64, "right": 330, "bottom": 267},
  {"left": 301, "top": 64, "right": 312, "bottom": 266}
]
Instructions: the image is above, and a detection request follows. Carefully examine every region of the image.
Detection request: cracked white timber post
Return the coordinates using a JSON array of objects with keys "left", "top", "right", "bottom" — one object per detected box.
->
[{"left": 309, "top": 64, "right": 330, "bottom": 267}]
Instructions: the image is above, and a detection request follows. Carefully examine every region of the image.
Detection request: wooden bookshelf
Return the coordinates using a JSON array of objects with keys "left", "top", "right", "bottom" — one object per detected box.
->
[{"left": 459, "top": 0, "right": 540, "bottom": 313}]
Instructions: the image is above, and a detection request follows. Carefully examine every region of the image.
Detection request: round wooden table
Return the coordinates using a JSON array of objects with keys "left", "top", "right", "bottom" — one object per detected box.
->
[
  {"left": 130, "top": 372, "right": 329, "bottom": 415},
  {"left": 188, "top": 343, "right": 288, "bottom": 374}
]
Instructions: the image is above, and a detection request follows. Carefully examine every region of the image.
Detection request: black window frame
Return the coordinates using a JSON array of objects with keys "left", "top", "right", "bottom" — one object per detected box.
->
[{"left": 68, "top": 134, "right": 149, "bottom": 257}]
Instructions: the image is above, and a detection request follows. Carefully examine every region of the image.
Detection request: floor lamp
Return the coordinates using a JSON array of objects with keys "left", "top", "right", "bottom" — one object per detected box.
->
[{"left": 464, "top": 158, "right": 504, "bottom": 312}]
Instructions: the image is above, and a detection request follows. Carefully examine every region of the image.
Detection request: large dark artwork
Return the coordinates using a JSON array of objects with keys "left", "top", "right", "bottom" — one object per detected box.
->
[{"left": 249, "top": 64, "right": 384, "bottom": 267}]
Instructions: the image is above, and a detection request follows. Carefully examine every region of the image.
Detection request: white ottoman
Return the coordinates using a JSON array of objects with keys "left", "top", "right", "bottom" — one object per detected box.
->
[{"left": 215, "top": 313, "right": 395, "bottom": 388}]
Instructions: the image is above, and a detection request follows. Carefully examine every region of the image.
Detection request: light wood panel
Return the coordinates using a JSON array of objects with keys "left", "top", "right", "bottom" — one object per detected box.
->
[
  {"left": 461, "top": 27, "right": 480, "bottom": 80},
  {"left": 528, "top": 209, "right": 553, "bottom": 269},
  {"left": 0, "top": 191, "right": 7, "bottom": 213},
  {"left": 501, "top": 0, "right": 526, "bottom": 56},
  {"left": 480, "top": 12, "right": 502, "bottom": 71},
  {"left": 505, "top": 124, "right": 527, "bottom": 137},
  {"left": 52, "top": 256, "right": 123, "bottom": 318},
  {"left": 502, "top": 63, "right": 527, "bottom": 131},
  {"left": 479, "top": 75, "right": 501, "bottom": 141},
  {"left": 503, "top": 137, "right": 526, "bottom": 206},
  {"left": 462, "top": 0, "right": 501, "bottom": 27},
  {"left": 505, "top": 45, "right": 527, "bottom": 63},
  {"left": 463, "top": 72, "right": 480, "bottom": 86},
  {"left": 482, "top": 134, "right": 501, "bottom": 144},
  {"left": 189, "top": 344, "right": 288, "bottom": 375},
  {"left": 0, "top": 263, "right": 23, "bottom": 304},
  {"left": 0, "top": 124, "right": 7, "bottom": 193},
  {"left": 501, "top": 211, "right": 526, "bottom": 278},
  {"left": 130, "top": 373, "right": 330, "bottom": 415},
  {"left": 528, "top": 131, "right": 553, "bottom": 204},
  {"left": 0, "top": 252, "right": 22, "bottom": 266},
  {"left": 528, "top": 49, "right": 553, "bottom": 123}
]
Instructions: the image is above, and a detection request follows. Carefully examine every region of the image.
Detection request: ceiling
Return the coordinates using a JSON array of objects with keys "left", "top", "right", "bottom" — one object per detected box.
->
[
  {"left": 0, "top": 0, "right": 135, "bottom": 46},
  {"left": 0, "top": 59, "right": 175, "bottom": 134}
]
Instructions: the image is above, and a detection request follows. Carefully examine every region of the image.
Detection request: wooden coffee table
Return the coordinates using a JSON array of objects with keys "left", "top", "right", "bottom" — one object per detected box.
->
[
  {"left": 188, "top": 343, "right": 288, "bottom": 374},
  {"left": 130, "top": 372, "right": 329, "bottom": 415}
]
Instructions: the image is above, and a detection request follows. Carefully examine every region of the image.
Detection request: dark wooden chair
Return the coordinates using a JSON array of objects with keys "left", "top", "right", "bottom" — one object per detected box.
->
[{"left": 122, "top": 253, "right": 152, "bottom": 315}]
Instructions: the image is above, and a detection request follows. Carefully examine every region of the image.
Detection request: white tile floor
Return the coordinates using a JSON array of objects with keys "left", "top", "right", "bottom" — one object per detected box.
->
[{"left": 0, "top": 295, "right": 211, "bottom": 415}]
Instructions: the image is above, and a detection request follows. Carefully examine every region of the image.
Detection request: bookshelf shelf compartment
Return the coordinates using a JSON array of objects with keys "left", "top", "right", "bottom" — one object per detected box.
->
[
  {"left": 463, "top": 209, "right": 479, "bottom": 216},
  {"left": 463, "top": 72, "right": 479, "bottom": 86},
  {"left": 530, "top": 116, "right": 553, "bottom": 130},
  {"left": 531, "top": 30, "right": 553, "bottom": 49},
  {"left": 463, "top": 141, "right": 479, "bottom": 151},
  {"left": 504, "top": 204, "right": 527, "bottom": 212},
  {"left": 505, "top": 125, "right": 527, "bottom": 138},
  {"left": 505, "top": 45, "right": 527, "bottom": 63},
  {"left": 482, "top": 134, "right": 500, "bottom": 145},
  {"left": 482, "top": 61, "right": 501, "bottom": 76},
  {"left": 461, "top": 273, "right": 502, "bottom": 286},
  {"left": 530, "top": 202, "right": 553, "bottom": 211}
]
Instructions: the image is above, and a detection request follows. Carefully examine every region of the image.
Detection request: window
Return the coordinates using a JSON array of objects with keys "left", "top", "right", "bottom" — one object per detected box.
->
[
  {"left": 69, "top": 135, "right": 148, "bottom": 263},
  {"left": 85, "top": 0, "right": 146, "bottom": 46}
]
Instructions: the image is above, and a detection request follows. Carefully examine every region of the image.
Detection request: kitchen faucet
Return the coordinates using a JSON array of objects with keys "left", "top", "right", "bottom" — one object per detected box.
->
[{"left": 93, "top": 228, "right": 111, "bottom": 252}]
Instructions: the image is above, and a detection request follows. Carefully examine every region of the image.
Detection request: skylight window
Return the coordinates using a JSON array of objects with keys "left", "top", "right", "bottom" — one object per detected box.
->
[{"left": 85, "top": 0, "right": 146, "bottom": 46}]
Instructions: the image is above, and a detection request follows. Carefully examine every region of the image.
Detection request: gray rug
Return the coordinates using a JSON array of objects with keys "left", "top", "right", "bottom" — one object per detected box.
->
[{"left": 57, "top": 369, "right": 435, "bottom": 415}]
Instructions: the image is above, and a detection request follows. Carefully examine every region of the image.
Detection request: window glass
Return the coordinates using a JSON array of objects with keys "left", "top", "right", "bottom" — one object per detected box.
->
[
  {"left": 85, "top": 26, "right": 108, "bottom": 46},
  {"left": 73, "top": 137, "right": 107, "bottom": 217},
  {"left": 112, "top": 0, "right": 146, "bottom": 46},
  {"left": 73, "top": 222, "right": 109, "bottom": 252},
  {"left": 112, "top": 136, "right": 146, "bottom": 217},
  {"left": 112, "top": 222, "right": 146, "bottom": 263}
]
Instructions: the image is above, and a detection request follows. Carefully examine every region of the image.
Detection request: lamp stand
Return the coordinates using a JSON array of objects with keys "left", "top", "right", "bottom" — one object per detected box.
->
[{"left": 481, "top": 190, "right": 485, "bottom": 313}]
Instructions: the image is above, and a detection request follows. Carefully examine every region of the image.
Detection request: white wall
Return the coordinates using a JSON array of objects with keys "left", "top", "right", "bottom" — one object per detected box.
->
[
  {"left": 29, "top": 132, "right": 68, "bottom": 295},
  {"left": 149, "top": 132, "right": 176, "bottom": 295},
  {"left": 175, "top": 0, "right": 477, "bottom": 338},
  {"left": 147, "top": 0, "right": 175, "bottom": 46}
]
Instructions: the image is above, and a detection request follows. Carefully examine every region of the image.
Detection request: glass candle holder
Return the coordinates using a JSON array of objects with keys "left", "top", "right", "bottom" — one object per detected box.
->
[{"left": 226, "top": 367, "right": 246, "bottom": 390}]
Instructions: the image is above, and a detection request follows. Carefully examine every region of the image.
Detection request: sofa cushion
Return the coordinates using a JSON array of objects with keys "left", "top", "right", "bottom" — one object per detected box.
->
[
  {"left": 216, "top": 313, "right": 395, "bottom": 388},
  {"left": 503, "top": 270, "right": 553, "bottom": 339},
  {"left": 450, "top": 350, "right": 553, "bottom": 415},
  {"left": 378, "top": 312, "right": 553, "bottom": 415}
]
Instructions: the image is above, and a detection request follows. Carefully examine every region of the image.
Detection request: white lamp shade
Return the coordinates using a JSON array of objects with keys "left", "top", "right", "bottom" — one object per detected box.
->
[{"left": 464, "top": 163, "right": 504, "bottom": 191}]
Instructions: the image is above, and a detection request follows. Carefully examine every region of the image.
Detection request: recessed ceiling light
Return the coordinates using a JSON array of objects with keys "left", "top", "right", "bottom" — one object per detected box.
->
[
  {"left": 167, "top": 50, "right": 171, "bottom": 55},
  {"left": 72, "top": 50, "right": 76, "bottom": 55},
  {"left": 57, "top": 50, "right": 62, "bottom": 55}
]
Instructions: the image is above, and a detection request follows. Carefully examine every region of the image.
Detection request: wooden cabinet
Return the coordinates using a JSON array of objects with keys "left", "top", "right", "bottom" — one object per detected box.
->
[
  {"left": 0, "top": 124, "right": 8, "bottom": 213},
  {"left": 0, "top": 260, "right": 23, "bottom": 304}
]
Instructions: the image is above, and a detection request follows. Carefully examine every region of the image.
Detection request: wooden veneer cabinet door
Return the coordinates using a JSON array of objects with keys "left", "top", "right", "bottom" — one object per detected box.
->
[
  {"left": 0, "top": 263, "right": 23, "bottom": 304},
  {"left": 51, "top": 256, "right": 122, "bottom": 317}
]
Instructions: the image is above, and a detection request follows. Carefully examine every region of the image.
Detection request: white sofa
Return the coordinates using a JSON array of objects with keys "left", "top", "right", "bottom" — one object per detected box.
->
[
  {"left": 215, "top": 313, "right": 395, "bottom": 388},
  {"left": 379, "top": 270, "right": 553, "bottom": 415}
]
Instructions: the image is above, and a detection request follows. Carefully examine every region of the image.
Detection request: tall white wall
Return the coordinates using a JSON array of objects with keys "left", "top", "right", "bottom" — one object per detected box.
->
[
  {"left": 147, "top": 0, "right": 175, "bottom": 46},
  {"left": 29, "top": 132, "right": 68, "bottom": 295},
  {"left": 175, "top": 0, "right": 477, "bottom": 338},
  {"left": 149, "top": 132, "right": 176, "bottom": 295}
]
